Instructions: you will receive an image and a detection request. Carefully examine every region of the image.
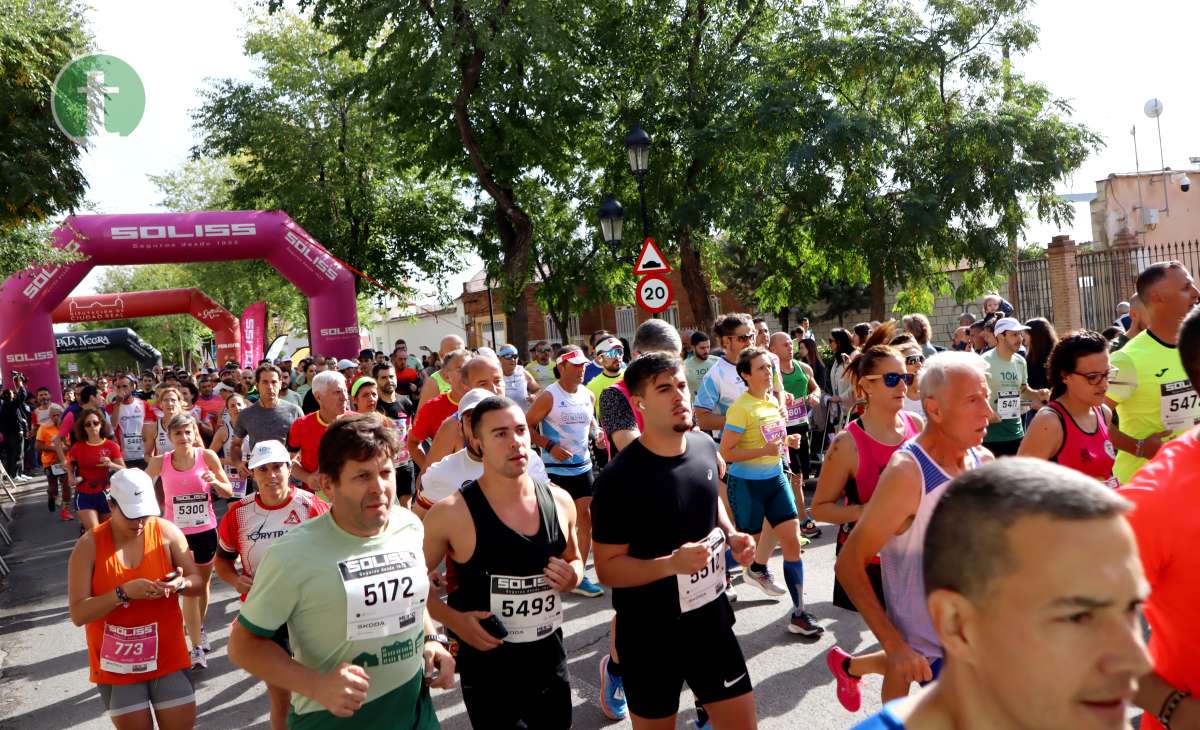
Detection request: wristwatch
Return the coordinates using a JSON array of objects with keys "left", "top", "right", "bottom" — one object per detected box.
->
[
  {"left": 115, "top": 585, "right": 131, "bottom": 608},
  {"left": 424, "top": 633, "right": 451, "bottom": 650}
]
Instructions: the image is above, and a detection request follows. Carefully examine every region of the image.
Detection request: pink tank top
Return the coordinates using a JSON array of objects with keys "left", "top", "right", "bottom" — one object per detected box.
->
[
  {"left": 1048, "top": 401, "right": 1117, "bottom": 487},
  {"left": 846, "top": 410, "right": 923, "bottom": 505},
  {"left": 161, "top": 447, "right": 217, "bottom": 534}
]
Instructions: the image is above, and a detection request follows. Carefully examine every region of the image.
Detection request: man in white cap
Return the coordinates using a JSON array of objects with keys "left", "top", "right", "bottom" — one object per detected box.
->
[
  {"left": 416, "top": 388, "right": 550, "bottom": 515},
  {"left": 336, "top": 358, "right": 359, "bottom": 384},
  {"left": 586, "top": 337, "right": 625, "bottom": 418},
  {"left": 497, "top": 343, "right": 540, "bottom": 410},
  {"left": 215, "top": 440, "right": 329, "bottom": 728},
  {"left": 982, "top": 318, "right": 1048, "bottom": 457}
]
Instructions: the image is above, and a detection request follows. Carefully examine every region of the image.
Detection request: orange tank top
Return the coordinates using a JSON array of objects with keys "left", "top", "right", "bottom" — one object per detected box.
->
[{"left": 86, "top": 518, "right": 190, "bottom": 685}]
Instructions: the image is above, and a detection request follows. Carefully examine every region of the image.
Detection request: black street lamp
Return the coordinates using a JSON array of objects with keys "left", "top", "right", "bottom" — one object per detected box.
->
[
  {"left": 598, "top": 194, "right": 625, "bottom": 259},
  {"left": 624, "top": 123, "right": 651, "bottom": 238}
]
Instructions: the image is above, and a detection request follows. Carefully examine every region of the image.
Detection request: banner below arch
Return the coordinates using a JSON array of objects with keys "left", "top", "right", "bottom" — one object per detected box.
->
[{"left": 55, "top": 327, "right": 162, "bottom": 371}]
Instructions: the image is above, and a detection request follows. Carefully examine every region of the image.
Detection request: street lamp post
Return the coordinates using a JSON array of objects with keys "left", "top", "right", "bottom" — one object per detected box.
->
[{"left": 624, "top": 123, "right": 651, "bottom": 238}]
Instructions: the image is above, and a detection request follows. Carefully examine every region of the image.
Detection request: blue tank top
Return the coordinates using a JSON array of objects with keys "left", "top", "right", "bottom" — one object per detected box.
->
[{"left": 539, "top": 382, "right": 593, "bottom": 476}]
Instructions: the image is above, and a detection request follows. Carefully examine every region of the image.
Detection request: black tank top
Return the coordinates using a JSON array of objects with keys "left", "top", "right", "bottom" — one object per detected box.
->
[{"left": 448, "top": 480, "right": 567, "bottom": 664}]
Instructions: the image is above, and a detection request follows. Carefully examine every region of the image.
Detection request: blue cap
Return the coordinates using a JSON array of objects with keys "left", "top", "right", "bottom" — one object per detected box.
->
[{"left": 497, "top": 344, "right": 518, "bottom": 358}]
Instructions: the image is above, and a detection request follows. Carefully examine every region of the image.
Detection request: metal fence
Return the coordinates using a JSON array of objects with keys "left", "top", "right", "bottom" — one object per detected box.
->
[{"left": 1014, "top": 257, "right": 1053, "bottom": 321}]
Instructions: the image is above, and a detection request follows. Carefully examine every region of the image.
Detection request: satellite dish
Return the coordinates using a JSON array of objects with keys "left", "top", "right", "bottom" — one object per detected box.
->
[{"left": 1145, "top": 98, "right": 1164, "bottom": 118}]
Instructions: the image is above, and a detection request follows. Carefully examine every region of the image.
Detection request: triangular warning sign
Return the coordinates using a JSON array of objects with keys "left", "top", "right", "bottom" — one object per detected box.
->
[{"left": 633, "top": 237, "right": 671, "bottom": 275}]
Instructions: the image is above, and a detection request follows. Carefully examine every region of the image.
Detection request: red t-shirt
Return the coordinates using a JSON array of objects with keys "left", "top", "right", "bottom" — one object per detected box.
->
[
  {"left": 68, "top": 439, "right": 123, "bottom": 493},
  {"left": 196, "top": 395, "right": 224, "bottom": 426},
  {"left": 410, "top": 392, "right": 457, "bottom": 446},
  {"left": 287, "top": 411, "right": 333, "bottom": 474},
  {"left": 1119, "top": 426, "right": 1200, "bottom": 728}
]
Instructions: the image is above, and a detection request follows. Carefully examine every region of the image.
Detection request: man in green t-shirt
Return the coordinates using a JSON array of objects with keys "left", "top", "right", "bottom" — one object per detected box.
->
[
  {"left": 229, "top": 413, "right": 455, "bottom": 729},
  {"left": 981, "top": 318, "right": 1049, "bottom": 457},
  {"left": 585, "top": 337, "right": 625, "bottom": 417},
  {"left": 683, "top": 331, "right": 713, "bottom": 401}
]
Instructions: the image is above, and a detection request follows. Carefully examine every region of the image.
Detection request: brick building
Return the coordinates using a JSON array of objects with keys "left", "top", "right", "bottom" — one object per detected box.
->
[{"left": 459, "top": 268, "right": 746, "bottom": 350}]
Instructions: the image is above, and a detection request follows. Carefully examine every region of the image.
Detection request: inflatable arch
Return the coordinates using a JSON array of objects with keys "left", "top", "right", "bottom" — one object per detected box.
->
[
  {"left": 0, "top": 211, "right": 359, "bottom": 401},
  {"left": 52, "top": 288, "right": 241, "bottom": 366},
  {"left": 55, "top": 327, "right": 162, "bottom": 371}
]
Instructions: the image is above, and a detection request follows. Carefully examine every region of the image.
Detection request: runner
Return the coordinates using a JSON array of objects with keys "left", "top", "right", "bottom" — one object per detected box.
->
[
  {"left": 719, "top": 346, "right": 822, "bottom": 636},
  {"left": 423, "top": 356, "right": 504, "bottom": 467},
  {"left": 417, "top": 389, "right": 550, "bottom": 515},
  {"left": 526, "top": 341, "right": 557, "bottom": 389},
  {"left": 896, "top": 343, "right": 926, "bottom": 417},
  {"left": 498, "top": 343, "right": 540, "bottom": 410},
  {"left": 1106, "top": 261, "right": 1200, "bottom": 483},
  {"left": 135, "top": 373, "right": 156, "bottom": 402},
  {"left": 586, "top": 337, "right": 625, "bottom": 417},
  {"left": 288, "top": 371, "right": 349, "bottom": 497},
  {"left": 279, "top": 368, "right": 305, "bottom": 408},
  {"left": 64, "top": 408, "right": 126, "bottom": 530},
  {"left": 683, "top": 331, "right": 713, "bottom": 401},
  {"left": 981, "top": 318, "right": 1047, "bottom": 457},
  {"left": 423, "top": 395, "right": 582, "bottom": 728},
  {"left": 813, "top": 336, "right": 924, "bottom": 710},
  {"left": 853, "top": 459, "right": 1149, "bottom": 730},
  {"left": 231, "top": 365, "right": 304, "bottom": 488},
  {"left": 146, "top": 413, "right": 233, "bottom": 669},
  {"left": 418, "top": 335, "right": 466, "bottom": 405},
  {"left": 142, "top": 387, "right": 202, "bottom": 460},
  {"left": 194, "top": 375, "right": 224, "bottom": 432},
  {"left": 752, "top": 318, "right": 771, "bottom": 348},
  {"left": 373, "top": 363, "right": 418, "bottom": 507},
  {"left": 597, "top": 319, "right": 683, "bottom": 452},
  {"left": 215, "top": 440, "right": 329, "bottom": 730},
  {"left": 228, "top": 413, "right": 455, "bottom": 728},
  {"left": 390, "top": 342, "right": 424, "bottom": 401},
  {"left": 1018, "top": 331, "right": 1117, "bottom": 485},
  {"left": 592, "top": 352, "right": 758, "bottom": 729},
  {"left": 352, "top": 378, "right": 379, "bottom": 414},
  {"left": 584, "top": 331, "right": 617, "bottom": 384},
  {"left": 211, "top": 394, "right": 249, "bottom": 500},
  {"left": 108, "top": 375, "right": 151, "bottom": 470},
  {"left": 407, "top": 349, "right": 472, "bottom": 471},
  {"left": 526, "top": 346, "right": 605, "bottom": 598},
  {"left": 834, "top": 352, "right": 993, "bottom": 701},
  {"left": 35, "top": 402, "right": 69, "bottom": 518},
  {"left": 66, "top": 469, "right": 200, "bottom": 730},
  {"left": 768, "top": 332, "right": 822, "bottom": 539}
]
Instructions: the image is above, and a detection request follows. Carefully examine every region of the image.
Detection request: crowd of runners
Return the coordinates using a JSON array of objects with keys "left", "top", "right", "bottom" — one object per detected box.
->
[{"left": 5, "top": 261, "right": 1198, "bottom": 729}]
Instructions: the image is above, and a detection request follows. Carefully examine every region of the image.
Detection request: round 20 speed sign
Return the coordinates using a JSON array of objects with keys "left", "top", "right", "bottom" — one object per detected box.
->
[{"left": 636, "top": 273, "right": 673, "bottom": 314}]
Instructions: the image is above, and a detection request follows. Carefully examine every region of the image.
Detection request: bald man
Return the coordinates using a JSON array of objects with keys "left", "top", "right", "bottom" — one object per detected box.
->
[
  {"left": 418, "top": 335, "right": 467, "bottom": 405},
  {"left": 424, "top": 356, "right": 505, "bottom": 466}
]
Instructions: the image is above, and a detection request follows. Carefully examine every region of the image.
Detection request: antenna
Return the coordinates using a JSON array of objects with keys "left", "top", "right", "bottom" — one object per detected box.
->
[{"left": 1145, "top": 98, "right": 1170, "bottom": 214}]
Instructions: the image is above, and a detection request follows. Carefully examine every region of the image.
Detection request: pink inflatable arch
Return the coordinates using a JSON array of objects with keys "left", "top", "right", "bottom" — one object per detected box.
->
[
  {"left": 0, "top": 211, "right": 359, "bottom": 401},
  {"left": 52, "top": 288, "right": 242, "bottom": 366}
]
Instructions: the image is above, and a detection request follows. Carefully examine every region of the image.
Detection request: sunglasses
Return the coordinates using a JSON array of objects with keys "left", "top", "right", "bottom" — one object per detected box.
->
[
  {"left": 1072, "top": 368, "right": 1118, "bottom": 386},
  {"left": 500, "top": 354, "right": 518, "bottom": 360},
  {"left": 906, "top": 355, "right": 925, "bottom": 366},
  {"left": 731, "top": 334, "right": 753, "bottom": 343},
  {"left": 864, "top": 372, "right": 915, "bottom": 388},
  {"left": 601, "top": 348, "right": 624, "bottom": 358},
  {"left": 84, "top": 420, "right": 102, "bottom": 427}
]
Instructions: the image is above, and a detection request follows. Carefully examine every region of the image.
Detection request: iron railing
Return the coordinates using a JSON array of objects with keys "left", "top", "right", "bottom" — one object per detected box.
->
[{"left": 1014, "top": 257, "right": 1053, "bottom": 322}]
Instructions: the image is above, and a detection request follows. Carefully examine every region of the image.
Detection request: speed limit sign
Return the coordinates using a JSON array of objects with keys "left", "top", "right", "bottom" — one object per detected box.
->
[{"left": 636, "top": 273, "right": 673, "bottom": 314}]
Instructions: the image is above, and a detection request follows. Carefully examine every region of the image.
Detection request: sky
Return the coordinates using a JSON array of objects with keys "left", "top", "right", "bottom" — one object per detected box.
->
[{"left": 71, "top": 0, "right": 1200, "bottom": 299}]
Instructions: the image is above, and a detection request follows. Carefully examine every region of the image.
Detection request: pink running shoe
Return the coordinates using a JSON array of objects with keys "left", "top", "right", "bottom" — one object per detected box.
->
[{"left": 826, "top": 646, "right": 862, "bottom": 712}]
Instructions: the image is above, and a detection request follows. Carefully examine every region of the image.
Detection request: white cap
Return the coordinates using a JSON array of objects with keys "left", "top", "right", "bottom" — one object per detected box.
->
[
  {"left": 106, "top": 469, "right": 161, "bottom": 519},
  {"left": 336, "top": 358, "right": 358, "bottom": 371},
  {"left": 595, "top": 337, "right": 623, "bottom": 354},
  {"left": 557, "top": 349, "right": 589, "bottom": 366},
  {"left": 248, "top": 440, "right": 291, "bottom": 470},
  {"left": 993, "top": 317, "right": 1030, "bottom": 336},
  {"left": 458, "top": 387, "right": 496, "bottom": 418}
]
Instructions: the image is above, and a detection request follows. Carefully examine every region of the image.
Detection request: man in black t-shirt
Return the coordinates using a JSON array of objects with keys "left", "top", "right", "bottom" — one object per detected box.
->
[
  {"left": 592, "top": 353, "right": 757, "bottom": 728},
  {"left": 372, "top": 363, "right": 417, "bottom": 502}
]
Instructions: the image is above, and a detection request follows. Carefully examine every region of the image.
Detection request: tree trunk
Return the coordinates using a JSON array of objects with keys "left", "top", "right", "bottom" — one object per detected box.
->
[
  {"left": 678, "top": 226, "right": 713, "bottom": 330},
  {"left": 495, "top": 202, "right": 533, "bottom": 357},
  {"left": 869, "top": 259, "right": 887, "bottom": 321},
  {"left": 778, "top": 307, "right": 790, "bottom": 334}
]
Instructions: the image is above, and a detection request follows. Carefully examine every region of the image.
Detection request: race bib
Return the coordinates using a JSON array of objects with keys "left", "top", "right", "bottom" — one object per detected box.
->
[
  {"left": 785, "top": 401, "right": 809, "bottom": 427},
  {"left": 677, "top": 528, "right": 726, "bottom": 613},
  {"left": 225, "top": 464, "right": 246, "bottom": 499},
  {"left": 489, "top": 574, "right": 563, "bottom": 643},
  {"left": 392, "top": 417, "right": 410, "bottom": 464},
  {"left": 50, "top": 463, "right": 65, "bottom": 476},
  {"left": 99, "top": 623, "right": 158, "bottom": 675},
  {"left": 760, "top": 419, "right": 786, "bottom": 455},
  {"left": 339, "top": 551, "right": 429, "bottom": 641},
  {"left": 1160, "top": 380, "right": 1200, "bottom": 432},
  {"left": 996, "top": 391, "right": 1020, "bottom": 420},
  {"left": 171, "top": 493, "right": 210, "bottom": 529},
  {"left": 121, "top": 433, "right": 145, "bottom": 461}
]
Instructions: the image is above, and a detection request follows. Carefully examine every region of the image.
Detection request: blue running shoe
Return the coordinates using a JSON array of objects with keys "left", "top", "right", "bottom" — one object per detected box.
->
[
  {"left": 599, "top": 654, "right": 628, "bottom": 720},
  {"left": 572, "top": 576, "right": 605, "bottom": 598}
]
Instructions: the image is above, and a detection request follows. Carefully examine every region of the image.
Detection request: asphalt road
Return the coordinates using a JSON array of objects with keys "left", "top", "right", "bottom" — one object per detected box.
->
[{"left": 0, "top": 475, "right": 884, "bottom": 729}]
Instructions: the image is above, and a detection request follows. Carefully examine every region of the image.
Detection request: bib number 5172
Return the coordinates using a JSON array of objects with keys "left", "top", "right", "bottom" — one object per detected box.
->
[{"left": 363, "top": 576, "right": 415, "bottom": 606}]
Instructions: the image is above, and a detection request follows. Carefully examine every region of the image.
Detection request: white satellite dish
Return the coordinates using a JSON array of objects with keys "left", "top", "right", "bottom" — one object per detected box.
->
[{"left": 1145, "top": 98, "right": 1164, "bottom": 118}]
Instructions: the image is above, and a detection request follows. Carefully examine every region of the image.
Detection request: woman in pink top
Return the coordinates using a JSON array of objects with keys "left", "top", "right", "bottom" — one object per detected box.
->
[
  {"left": 812, "top": 322, "right": 924, "bottom": 712},
  {"left": 1019, "top": 330, "right": 1117, "bottom": 486},
  {"left": 147, "top": 412, "right": 232, "bottom": 669}
]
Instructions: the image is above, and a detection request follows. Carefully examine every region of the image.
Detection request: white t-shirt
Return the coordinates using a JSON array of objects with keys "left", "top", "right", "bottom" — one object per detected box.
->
[
  {"left": 902, "top": 396, "right": 925, "bottom": 418},
  {"left": 420, "top": 448, "right": 549, "bottom": 504}
]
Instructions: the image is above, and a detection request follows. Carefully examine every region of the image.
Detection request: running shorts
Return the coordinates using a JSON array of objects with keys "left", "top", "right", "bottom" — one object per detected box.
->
[
  {"left": 615, "top": 601, "right": 751, "bottom": 720},
  {"left": 185, "top": 529, "right": 219, "bottom": 565},
  {"left": 74, "top": 491, "right": 111, "bottom": 515},
  {"left": 97, "top": 669, "right": 194, "bottom": 717},
  {"left": 983, "top": 438, "right": 1021, "bottom": 457},
  {"left": 395, "top": 461, "right": 415, "bottom": 499},
  {"left": 726, "top": 472, "right": 798, "bottom": 533},
  {"left": 459, "top": 646, "right": 570, "bottom": 729},
  {"left": 124, "top": 459, "right": 148, "bottom": 471},
  {"left": 549, "top": 470, "right": 594, "bottom": 501}
]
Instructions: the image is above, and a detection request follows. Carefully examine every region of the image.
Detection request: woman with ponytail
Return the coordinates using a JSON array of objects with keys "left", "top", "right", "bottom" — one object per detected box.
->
[{"left": 1018, "top": 330, "right": 1118, "bottom": 486}]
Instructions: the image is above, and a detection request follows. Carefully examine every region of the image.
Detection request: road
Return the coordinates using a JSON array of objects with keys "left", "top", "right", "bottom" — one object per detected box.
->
[{"left": 0, "top": 475, "right": 884, "bottom": 729}]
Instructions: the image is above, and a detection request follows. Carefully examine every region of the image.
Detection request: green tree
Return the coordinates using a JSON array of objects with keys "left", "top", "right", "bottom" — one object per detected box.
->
[
  {"left": 287, "top": 0, "right": 606, "bottom": 356},
  {"left": 0, "top": 0, "right": 92, "bottom": 277},
  {"left": 191, "top": 13, "right": 470, "bottom": 306}
]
